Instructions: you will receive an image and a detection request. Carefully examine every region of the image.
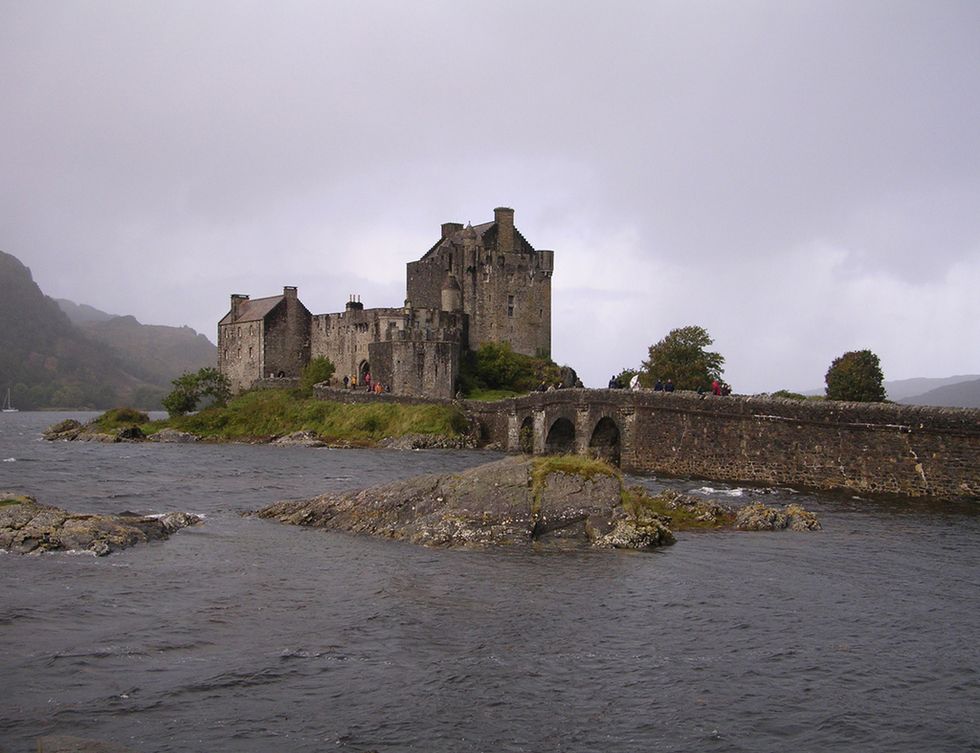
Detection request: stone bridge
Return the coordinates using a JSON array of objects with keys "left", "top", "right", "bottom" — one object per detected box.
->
[{"left": 464, "top": 389, "right": 980, "bottom": 501}]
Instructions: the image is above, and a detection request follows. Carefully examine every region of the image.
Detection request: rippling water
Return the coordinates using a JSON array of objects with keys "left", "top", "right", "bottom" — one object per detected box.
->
[{"left": 1, "top": 412, "right": 978, "bottom": 752}]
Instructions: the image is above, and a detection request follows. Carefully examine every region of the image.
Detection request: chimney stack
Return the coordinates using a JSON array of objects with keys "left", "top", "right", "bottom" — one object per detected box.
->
[
  {"left": 441, "top": 222, "right": 463, "bottom": 239},
  {"left": 231, "top": 294, "right": 249, "bottom": 320},
  {"left": 494, "top": 206, "right": 514, "bottom": 253},
  {"left": 283, "top": 286, "right": 297, "bottom": 299}
]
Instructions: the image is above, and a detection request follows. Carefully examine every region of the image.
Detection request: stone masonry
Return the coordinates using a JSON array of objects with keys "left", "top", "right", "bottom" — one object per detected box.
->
[{"left": 218, "top": 207, "right": 552, "bottom": 397}]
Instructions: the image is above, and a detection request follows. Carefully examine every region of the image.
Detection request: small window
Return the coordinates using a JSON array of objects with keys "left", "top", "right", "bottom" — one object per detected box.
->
[
  {"left": 248, "top": 346, "right": 253, "bottom": 358},
  {"left": 508, "top": 295, "right": 515, "bottom": 317}
]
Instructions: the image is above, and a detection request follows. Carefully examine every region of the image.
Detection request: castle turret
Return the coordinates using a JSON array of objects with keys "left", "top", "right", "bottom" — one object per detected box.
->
[{"left": 441, "top": 273, "right": 462, "bottom": 312}]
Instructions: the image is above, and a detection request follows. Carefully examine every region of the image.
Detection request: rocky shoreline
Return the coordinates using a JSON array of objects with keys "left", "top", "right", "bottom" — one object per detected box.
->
[
  {"left": 256, "top": 456, "right": 820, "bottom": 550},
  {"left": 0, "top": 494, "right": 202, "bottom": 556}
]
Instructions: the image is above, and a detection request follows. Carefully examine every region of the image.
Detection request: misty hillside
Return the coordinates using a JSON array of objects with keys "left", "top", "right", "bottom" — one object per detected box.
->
[
  {"left": 0, "top": 250, "right": 215, "bottom": 409},
  {"left": 898, "top": 378, "right": 980, "bottom": 409},
  {"left": 55, "top": 298, "right": 117, "bottom": 324},
  {"left": 75, "top": 314, "right": 217, "bottom": 387},
  {"left": 882, "top": 374, "right": 980, "bottom": 402}
]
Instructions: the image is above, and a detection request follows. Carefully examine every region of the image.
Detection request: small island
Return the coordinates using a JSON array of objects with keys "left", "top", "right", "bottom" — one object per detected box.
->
[{"left": 255, "top": 456, "right": 820, "bottom": 550}]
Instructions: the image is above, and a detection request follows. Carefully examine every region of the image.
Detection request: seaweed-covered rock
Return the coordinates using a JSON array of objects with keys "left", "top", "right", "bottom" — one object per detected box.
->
[
  {"left": 735, "top": 502, "right": 822, "bottom": 531},
  {"left": 0, "top": 493, "right": 202, "bottom": 556}
]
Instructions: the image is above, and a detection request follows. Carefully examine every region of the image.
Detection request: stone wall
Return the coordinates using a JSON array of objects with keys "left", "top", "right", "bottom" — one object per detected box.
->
[
  {"left": 473, "top": 389, "right": 980, "bottom": 501},
  {"left": 261, "top": 289, "right": 311, "bottom": 381},
  {"left": 218, "top": 319, "right": 264, "bottom": 393}
]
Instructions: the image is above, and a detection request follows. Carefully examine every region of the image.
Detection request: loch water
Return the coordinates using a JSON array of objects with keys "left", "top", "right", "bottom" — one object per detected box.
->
[{"left": 0, "top": 412, "right": 978, "bottom": 753}]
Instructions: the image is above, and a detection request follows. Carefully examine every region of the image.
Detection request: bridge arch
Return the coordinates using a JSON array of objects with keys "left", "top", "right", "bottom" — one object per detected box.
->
[
  {"left": 589, "top": 415, "right": 622, "bottom": 466},
  {"left": 545, "top": 417, "right": 576, "bottom": 454},
  {"left": 518, "top": 415, "right": 535, "bottom": 454}
]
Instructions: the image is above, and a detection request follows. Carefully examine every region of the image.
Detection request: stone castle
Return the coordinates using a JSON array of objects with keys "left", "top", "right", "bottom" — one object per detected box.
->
[{"left": 218, "top": 207, "right": 554, "bottom": 398}]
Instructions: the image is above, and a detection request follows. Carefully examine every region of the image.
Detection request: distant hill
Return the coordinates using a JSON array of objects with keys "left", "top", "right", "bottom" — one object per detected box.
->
[
  {"left": 55, "top": 298, "right": 117, "bottom": 324},
  {"left": 76, "top": 314, "right": 217, "bottom": 387},
  {"left": 0, "top": 250, "right": 215, "bottom": 410},
  {"left": 898, "top": 378, "right": 980, "bottom": 409},
  {"left": 801, "top": 374, "right": 980, "bottom": 407},
  {"left": 882, "top": 374, "right": 980, "bottom": 402}
]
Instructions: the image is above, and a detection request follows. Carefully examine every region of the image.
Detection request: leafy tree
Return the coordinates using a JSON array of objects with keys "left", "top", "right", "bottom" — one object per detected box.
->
[
  {"left": 163, "top": 367, "right": 231, "bottom": 416},
  {"left": 300, "top": 356, "right": 336, "bottom": 392},
  {"left": 458, "top": 342, "right": 563, "bottom": 396},
  {"left": 640, "top": 325, "right": 725, "bottom": 391},
  {"left": 825, "top": 350, "right": 886, "bottom": 402}
]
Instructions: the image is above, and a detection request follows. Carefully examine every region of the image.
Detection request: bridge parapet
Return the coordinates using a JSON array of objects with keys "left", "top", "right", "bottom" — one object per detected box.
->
[{"left": 464, "top": 388, "right": 980, "bottom": 500}]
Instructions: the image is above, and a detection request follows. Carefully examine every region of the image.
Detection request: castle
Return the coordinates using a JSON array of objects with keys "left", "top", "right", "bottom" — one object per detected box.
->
[{"left": 218, "top": 207, "right": 554, "bottom": 398}]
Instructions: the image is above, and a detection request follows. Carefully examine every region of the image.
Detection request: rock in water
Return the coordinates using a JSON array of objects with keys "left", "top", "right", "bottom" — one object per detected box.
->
[
  {"left": 735, "top": 502, "right": 822, "bottom": 531},
  {"left": 257, "top": 456, "right": 675, "bottom": 550},
  {"left": 0, "top": 493, "right": 202, "bottom": 556}
]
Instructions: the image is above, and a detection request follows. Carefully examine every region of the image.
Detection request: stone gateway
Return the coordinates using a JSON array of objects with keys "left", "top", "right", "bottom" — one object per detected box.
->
[{"left": 218, "top": 207, "right": 553, "bottom": 397}]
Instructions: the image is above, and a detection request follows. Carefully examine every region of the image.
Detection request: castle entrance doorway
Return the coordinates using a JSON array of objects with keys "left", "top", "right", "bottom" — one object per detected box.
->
[{"left": 359, "top": 361, "right": 370, "bottom": 382}]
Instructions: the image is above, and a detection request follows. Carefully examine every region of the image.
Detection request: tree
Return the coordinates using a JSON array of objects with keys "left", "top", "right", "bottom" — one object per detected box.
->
[
  {"left": 825, "top": 349, "right": 886, "bottom": 402},
  {"left": 162, "top": 367, "right": 231, "bottom": 416},
  {"left": 640, "top": 325, "right": 724, "bottom": 391},
  {"left": 300, "top": 356, "right": 336, "bottom": 392}
]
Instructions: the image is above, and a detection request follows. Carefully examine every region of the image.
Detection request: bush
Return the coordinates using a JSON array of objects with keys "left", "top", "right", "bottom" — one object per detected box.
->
[
  {"left": 300, "top": 356, "right": 336, "bottom": 393},
  {"left": 163, "top": 367, "right": 231, "bottom": 416},
  {"left": 458, "top": 342, "right": 563, "bottom": 396}
]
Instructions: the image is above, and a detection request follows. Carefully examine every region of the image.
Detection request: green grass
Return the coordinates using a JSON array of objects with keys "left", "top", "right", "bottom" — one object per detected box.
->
[
  {"left": 91, "top": 407, "right": 151, "bottom": 433},
  {"left": 1, "top": 497, "right": 29, "bottom": 507},
  {"left": 153, "top": 389, "right": 469, "bottom": 443},
  {"left": 529, "top": 455, "right": 622, "bottom": 515},
  {"left": 620, "top": 486, "right": 735, "bottom": 531}
]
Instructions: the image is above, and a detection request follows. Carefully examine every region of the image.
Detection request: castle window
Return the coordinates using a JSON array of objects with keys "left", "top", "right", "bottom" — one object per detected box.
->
[
  {"left": 248, "top": 347, "right": 253, "bottom": 358},
  {"left": 249, "top": 324, "right": 254, "bottom": 336},
  {"left": 508, "top": 295, "right": 515, "bottom": 318}
]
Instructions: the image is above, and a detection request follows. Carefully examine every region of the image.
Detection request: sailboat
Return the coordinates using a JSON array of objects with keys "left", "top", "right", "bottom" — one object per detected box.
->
[{"left": 2, "top": 388, "right": 18, "bottom": 413}]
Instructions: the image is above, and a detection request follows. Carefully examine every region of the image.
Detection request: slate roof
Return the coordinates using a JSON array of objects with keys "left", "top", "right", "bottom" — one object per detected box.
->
[{"left": 218, "top": 295, "right": 284, "bottom": 326}]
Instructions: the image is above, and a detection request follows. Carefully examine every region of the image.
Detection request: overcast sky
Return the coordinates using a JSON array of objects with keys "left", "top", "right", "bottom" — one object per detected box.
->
[{"left": 2, "top": 0, "right": 978, "bottom": 393}]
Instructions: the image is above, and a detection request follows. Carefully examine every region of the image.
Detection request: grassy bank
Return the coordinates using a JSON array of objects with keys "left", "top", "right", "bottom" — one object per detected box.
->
[{"left": 154, "top": 389, "right": 470, "bottom": 444}]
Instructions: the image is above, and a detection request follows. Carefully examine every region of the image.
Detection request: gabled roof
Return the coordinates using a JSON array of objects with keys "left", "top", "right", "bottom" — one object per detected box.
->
[
  {"left": 419, "top": 221, "right": 497, "bottom": 259},
  {"left": 218, "top": 295, "right": 284, "bottom": 326}
]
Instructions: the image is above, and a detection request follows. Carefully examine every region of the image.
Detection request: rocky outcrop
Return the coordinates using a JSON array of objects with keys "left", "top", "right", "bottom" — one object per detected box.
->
[
  {"left": 376, "top": 432, "right": 477, "bottom": 450},
  {"left": 257, "top": 456, "right": 674, "bottom": 550},
  {"left": 272, "top": 430, "right": 327, "bottom": 447},
  {"left": 0, "top": 494, "right": 202, "bottom": 556},
  {"left": 42, "top": 419, "right": 145, "bottom": 443},
  {"left": 735, "top": 502, "right": 822, "bottom": 531},
  {"left": 146, "top": 428, "right": 199, "bottom": 443},
  {"left": 42, "top": 418, "right": 84, "bottom": 441}
]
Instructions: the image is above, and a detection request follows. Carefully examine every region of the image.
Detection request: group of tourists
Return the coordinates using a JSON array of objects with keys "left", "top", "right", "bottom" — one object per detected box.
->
[
  {"left": 607, "top": 375, "right": 675, "bottom": 391},
  {"left": 606, "top": 374, "right": 731, "bottom": 395},
  {"left": 342, "top": 372, "right": 389, "bottom": 395}
]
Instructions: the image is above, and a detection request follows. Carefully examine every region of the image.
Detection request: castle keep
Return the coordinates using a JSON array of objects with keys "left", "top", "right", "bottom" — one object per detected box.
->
[{"left": 218, "top": 207, "right": 554, "bottom": 398}]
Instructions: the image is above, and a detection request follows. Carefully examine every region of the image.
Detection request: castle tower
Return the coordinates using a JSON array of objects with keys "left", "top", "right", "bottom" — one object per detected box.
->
[{"left": 405, "top": 205, "right": 552, "bottom": 358}]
